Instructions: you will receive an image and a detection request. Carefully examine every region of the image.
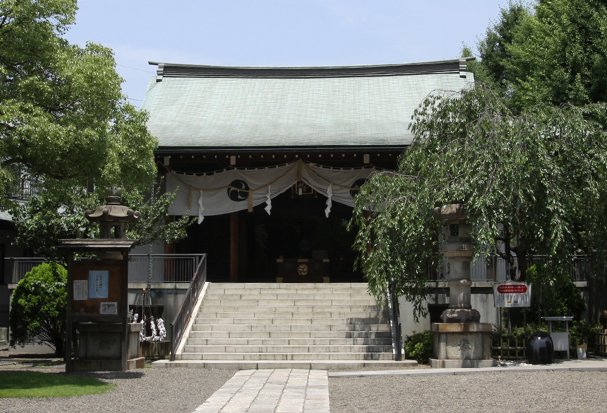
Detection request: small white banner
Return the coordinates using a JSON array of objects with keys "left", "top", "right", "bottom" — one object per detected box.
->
[{"left": 493, "top": 282, "right": 532, "bottom": 307}]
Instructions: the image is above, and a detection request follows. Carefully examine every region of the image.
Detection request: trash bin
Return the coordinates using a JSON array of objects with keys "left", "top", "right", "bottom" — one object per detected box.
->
[{"left": 528, "top": 332, "right": 554, "bottom": 365}]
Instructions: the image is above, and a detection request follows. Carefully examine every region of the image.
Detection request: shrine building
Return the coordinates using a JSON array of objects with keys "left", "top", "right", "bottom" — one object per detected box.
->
[{"left": 141, "top": 58, "right": 474, "bottom": 283}]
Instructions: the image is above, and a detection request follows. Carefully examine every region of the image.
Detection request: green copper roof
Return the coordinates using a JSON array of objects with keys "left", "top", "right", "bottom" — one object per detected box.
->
[{"left": 142, "top": 59, "right": 474, "bottom": 149}]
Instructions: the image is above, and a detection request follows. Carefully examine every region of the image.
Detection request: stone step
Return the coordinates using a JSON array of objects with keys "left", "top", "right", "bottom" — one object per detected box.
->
[
  {"left": 210, "top": 283, "right": 370, "bottom": 290},
  {"left": 190, "top": 323, "right": 391, "bottom": 332},
  {"left": 185, "top": 337, "right": 392, "bottom": 346},
  {"left": 154, "top": 359, "right": 418, "bottom": 370},
  {"left": 183, "top": 344, "right": 393, "bottom": 353},
  {"left": 198, "top": 305, "right": 385, "bottom": 312},
  {"left": 178, "top": 352, "right": 394, "bottom": 361},
  {"left": 198, "top": 311, "right": 389, "bottom": 319},
  {"left": 187, "top": 330, "right": 392, "bottom": 339},
  {"left": 200, "top": 299, "right": 378, "bottom": 307},
  {"left": 194, "top": 317, "right": 388, "bottom": 325},
  {"left": 169, "top": 282, "right": 395, "bottom": 368},
  {"left": 202, "top": 293, "right": 375, "bottom": 300}
]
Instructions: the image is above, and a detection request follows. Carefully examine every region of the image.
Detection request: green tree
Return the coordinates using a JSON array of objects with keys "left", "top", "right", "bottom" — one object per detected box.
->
[
  {"left": 9, "top": 183, "right": 194, "bottom": 259},
  {"left": 508, "top": 0, "right": 607, "bottom": 109},
  {"left": 526, "top": 264, "right": 587, "bottom": 323},
  {"left": 351, "top": 84, "right": 607, "bottom": 319},
  {"left": 472, "top": 1, "right": 530, "bottom": 98},
  {"left": 470, "top": 0, "right": 607, "bottom": 110},
  {"left": 1, "top": 1, "right": 194, "bottom": 256},
  {"left": 9, "top": 262, "right": 67, "bottom": 356},
  {"left": 0, "top": 0, "right": 157, "bottom": 204}
]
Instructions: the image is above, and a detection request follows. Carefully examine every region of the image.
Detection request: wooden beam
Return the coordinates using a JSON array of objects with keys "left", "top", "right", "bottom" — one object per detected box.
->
[{"left": 230, "top": 212, "right": 239, "bottom": 282}]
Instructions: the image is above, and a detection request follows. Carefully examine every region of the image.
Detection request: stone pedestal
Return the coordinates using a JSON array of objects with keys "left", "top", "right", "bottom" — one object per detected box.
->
[
  {"left": 430, "top": 322, "right": 495, "bottom": 368},
  {"left": 72, "top": 322, "right": 144, "bottom": 371},
  {"left": 430, "top": 204, "right": 496, "bottom": 368}
]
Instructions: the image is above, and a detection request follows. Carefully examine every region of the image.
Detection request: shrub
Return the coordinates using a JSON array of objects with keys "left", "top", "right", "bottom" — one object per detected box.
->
[
  {"left": 526, "top": 264, "right": 587, "bottom": 322},
  {"left": 9, "top": 262, "right": 67, "bottom": 356},
  {"left": 405, "top": 330, "right": 434, "bottom": 364}
]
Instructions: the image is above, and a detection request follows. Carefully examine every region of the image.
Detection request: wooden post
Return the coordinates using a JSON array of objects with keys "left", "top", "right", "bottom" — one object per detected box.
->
[
  {"left": 65, "top": 254, "right": 74, "bottom": 373},
  {"left": 230, "top": 212, "right": 239, "bottom": 282}
]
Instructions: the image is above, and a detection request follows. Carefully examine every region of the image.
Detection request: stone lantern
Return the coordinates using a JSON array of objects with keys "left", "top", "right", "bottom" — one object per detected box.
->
[
  {"left": 60, "top": 188, "right": 144, "bottom": 372},
  {"left": 86, "top": 188, "right": 140, "bottom": 239},
  {"left": 430, "top": 204, "right": 496, "bottom": 368}
]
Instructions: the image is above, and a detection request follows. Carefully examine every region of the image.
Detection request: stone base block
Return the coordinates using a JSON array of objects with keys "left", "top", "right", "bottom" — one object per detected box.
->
[
  {"left": 141, "top": 341, "right": 171, "bottom": 359},
  {"left": 72, "top": 357, "right": 145, "bottom": 371},
  {"left": 432, "top": 322, "right": 494, "bottom": 368},
  {"left": 430, "top": 358, "right": 497, "bottom": 368}
]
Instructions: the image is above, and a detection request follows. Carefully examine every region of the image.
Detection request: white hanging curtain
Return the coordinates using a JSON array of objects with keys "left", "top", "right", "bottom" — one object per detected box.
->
[{"left": 165, "top": 160, "right": 379, "bottom": 220}]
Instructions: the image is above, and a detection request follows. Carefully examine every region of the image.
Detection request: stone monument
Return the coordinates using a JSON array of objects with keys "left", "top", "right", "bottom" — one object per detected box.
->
[{"left": 430, "top": 204, "right": 496, "bottom": 368}]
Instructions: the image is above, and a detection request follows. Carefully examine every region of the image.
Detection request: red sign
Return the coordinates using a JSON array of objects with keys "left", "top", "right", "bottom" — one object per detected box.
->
[{"left": 497, "top": 284, "right": 528, "bottom": 294}]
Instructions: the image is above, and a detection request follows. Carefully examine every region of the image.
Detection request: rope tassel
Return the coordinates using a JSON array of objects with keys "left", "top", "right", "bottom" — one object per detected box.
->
[
  {"left": 197, "top": 191, "right": 204, "bottom": 224},
  {"left": 325, "top": 183, "right": 333, "bottom": 218}
]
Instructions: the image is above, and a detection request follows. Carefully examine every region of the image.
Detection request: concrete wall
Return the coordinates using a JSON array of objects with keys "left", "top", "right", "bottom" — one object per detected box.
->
[
  {"left": 127, "top": 283, "right": 189, "bottom": 342},
  {"left": 1, "top": 226, "right": 25, "bottom": 328}
]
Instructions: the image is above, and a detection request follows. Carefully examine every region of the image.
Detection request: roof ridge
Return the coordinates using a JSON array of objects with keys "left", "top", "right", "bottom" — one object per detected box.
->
[{"left": 149, "top": 58, "right": 474, "bottom": 80}]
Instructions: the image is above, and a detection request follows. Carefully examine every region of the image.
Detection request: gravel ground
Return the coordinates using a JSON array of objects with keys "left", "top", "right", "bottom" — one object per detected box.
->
[
  {"left": 329, "top": 370, "right": 607, "bottom": 412},
  {"left": 0, "top": 363, "right": 237, "bottom": 413},
  {"left": 3, "top": 357, "right": 606, "bottom": 413}
]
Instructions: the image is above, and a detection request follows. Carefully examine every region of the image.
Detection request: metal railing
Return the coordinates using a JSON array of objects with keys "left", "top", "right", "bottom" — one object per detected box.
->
[
  {"left": 128, "top": 254, "right": 204, "bottom": 283},
  {"left": 170, "top": 254, "right": 207, "bottom": 361},
  {"left": 427, "top": 254, "right": 591, "bottom": 282},
  {"left": 7, "top": 254, "right": 205, "bottom": 284},
  {"left": 7, "top": 257, "right": 49, "bottom": 284}
]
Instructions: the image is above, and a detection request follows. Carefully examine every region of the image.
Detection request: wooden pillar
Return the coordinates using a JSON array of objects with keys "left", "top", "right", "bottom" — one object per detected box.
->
[
  {"left": 230, "top": 212, "right": 239, "bottom": 282},
  {"left": 239, "top": 211, "right": 248, "bottom": 282}
]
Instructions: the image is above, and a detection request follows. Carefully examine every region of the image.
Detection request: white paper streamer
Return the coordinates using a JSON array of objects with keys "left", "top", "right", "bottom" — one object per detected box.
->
[
  {"left": 197, "top": 191, "right": 204, "bottom": 224},
  {"left": 264, "top": 185, "right": 272, "bottom": 215},
  {"left": 325, "top": 183, "right": 333, "bottom": 218}
]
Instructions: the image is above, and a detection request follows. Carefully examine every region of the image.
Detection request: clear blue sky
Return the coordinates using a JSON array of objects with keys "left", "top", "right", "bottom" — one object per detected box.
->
[{"left": 65, "top": 0, "right": 507, "bottom": 107}]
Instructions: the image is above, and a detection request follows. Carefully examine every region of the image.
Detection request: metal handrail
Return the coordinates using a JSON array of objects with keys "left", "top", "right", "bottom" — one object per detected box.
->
[{"left": 170, "top": 254, "right": 207, "bottom": 361}]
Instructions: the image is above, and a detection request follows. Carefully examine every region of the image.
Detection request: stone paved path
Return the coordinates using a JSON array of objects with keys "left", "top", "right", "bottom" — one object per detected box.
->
[{"left": 193, "top": 369, "right": 330, "bottom": 413}]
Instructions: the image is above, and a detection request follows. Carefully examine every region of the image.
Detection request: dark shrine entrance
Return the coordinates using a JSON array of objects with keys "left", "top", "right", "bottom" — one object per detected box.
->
[{"left": 174, "top": 189, "right": 363, "bottom": 283}]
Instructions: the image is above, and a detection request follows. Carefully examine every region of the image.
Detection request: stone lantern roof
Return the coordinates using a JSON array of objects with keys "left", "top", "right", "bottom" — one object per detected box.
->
[{"left": 85, "top": 188, "right": 140, "bottom": 239}]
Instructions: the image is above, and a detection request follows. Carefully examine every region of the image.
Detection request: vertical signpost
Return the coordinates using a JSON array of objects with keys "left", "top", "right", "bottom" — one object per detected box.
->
[{"left": 494, "top": 282, "right": 532, "bottom": 355}]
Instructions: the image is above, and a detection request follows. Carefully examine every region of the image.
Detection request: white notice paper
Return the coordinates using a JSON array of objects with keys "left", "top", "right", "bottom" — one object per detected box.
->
[
  {"left": 74, "top": 280, "right": 88, "bottom": 300},
  {"left": 100, "top": 302, "right": 117, "bottom": 315},
  {"left": 89, "top": 270, "right": 109, "bottom": 298}
]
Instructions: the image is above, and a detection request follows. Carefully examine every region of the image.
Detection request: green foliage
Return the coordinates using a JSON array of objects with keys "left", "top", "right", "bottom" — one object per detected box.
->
[
  {"left": 492, "top": 321, "right": 601, "bottom": 348},
  {"left": 9, "top": 263, "right": 67, "bottom": 356},
  {"left": 473, "top": 1, "right": 530, "bottom": 98},
  {"left": 526, "top": 264, "right": 587, "bottom": 322},
  {"left": 122, "top": 184, "right": 195, "bottom": 247},
  {"left": 0, "top": 371, "right": 115, "bottom": 398},
  {"left": 404, "top": 331, "right": 434, "bottom": 364},
  {"left": 352, "top": 83, "right": 607, "bottom": 319},
  {"left": 472, "top": 0, "right": 607, "bottom": 110},
  {"left": 0, "top": 0, "right": 157, "bottom": 200},
  {"left": 9, "top": 183, "right": 194, "bottom": 259}
]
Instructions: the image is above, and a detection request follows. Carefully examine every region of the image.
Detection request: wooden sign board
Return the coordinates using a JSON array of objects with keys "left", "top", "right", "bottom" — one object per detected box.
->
[{"left": 71, "top": 263, "right": 124, "bottom": 316}]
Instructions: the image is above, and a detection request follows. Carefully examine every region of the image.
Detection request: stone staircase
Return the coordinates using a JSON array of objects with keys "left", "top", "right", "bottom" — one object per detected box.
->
[{"left": 158, "top": 282, "right": 416, "bottom": 369}]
